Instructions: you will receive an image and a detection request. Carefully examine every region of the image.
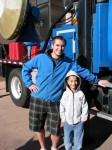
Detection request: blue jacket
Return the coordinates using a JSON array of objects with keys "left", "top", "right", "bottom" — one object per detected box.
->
[{"left": 22, "top": 50, "right": 98, "bottom": 102}]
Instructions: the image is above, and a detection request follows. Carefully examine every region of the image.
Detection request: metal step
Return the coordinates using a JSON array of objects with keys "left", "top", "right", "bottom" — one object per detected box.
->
[{"left": 89, "top": 109, "right": 112, "bottom": 121}]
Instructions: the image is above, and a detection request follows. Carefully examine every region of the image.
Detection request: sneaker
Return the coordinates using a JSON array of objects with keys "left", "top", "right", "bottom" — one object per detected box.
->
[
  {"left": 40, "top": 149, "right": 47, "bottom": 150},
  {"left": 51, "top": 147, "right": 58, "bottom": 150}
]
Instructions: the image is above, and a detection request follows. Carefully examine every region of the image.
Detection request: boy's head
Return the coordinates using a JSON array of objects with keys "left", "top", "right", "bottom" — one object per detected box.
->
[
  {"left": 65, "top": 70, "right": 80, "bottom": 92},
  {"left": 66, "top": 75, "right": 79, "bottom": 92}
]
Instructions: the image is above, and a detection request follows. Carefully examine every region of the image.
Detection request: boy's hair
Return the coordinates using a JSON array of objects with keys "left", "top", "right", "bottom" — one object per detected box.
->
[{"left": 52, "top": 36, "right": 66, "bottom": 46}]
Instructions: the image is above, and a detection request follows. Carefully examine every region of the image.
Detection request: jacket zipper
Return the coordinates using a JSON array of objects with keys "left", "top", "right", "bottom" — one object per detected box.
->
[{"left": 72, "top": 93, "right": 74, "bottom": 124}]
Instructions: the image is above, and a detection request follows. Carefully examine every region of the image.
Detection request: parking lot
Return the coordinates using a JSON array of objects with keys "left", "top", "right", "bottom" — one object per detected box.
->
[{"left": 0, "top": 77, "right": 112, "bottom": 150}]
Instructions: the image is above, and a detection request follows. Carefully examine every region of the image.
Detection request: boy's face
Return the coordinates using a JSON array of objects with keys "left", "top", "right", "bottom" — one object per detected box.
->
[{"left": 67, "top": 75, "right": 78, "bottom": 92}]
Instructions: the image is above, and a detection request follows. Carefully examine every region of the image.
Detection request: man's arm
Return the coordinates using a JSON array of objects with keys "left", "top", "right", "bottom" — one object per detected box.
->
[
  {"left": 22, "top": 55, "right": 39, "bottom": 88},
  {"left": 71, "top": 62, "right": 110, "bottom": 87}
]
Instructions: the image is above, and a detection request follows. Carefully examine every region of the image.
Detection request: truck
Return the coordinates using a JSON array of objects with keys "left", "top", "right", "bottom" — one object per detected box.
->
[{"left": 0, "top": 0, "right": 112, "bottom": 120}]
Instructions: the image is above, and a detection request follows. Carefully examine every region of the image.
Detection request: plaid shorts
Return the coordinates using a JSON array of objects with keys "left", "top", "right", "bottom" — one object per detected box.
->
[{"left": 29, "top": 97, "right": 61, "bottom": 136}]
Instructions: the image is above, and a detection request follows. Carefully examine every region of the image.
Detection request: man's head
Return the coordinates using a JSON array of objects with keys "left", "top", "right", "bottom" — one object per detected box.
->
[
  {"left": 51, "top": 36, "right": 66, "bottom": 59},
  {"left": 52, "top": 36, "right": 66, "bottom": 46}
]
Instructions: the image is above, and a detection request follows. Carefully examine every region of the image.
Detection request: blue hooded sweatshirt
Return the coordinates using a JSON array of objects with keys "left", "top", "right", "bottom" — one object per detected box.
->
[{"left": 22, "top": 49, "right": 98, "bottom": 102}]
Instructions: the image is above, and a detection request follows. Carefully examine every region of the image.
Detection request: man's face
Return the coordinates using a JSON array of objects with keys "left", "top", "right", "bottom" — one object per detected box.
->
[{"left": 51, "top": 39, "right": 65, "bottom": 59}]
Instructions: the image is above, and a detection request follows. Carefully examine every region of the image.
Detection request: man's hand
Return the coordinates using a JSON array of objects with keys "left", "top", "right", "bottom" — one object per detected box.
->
[
  {"left": 98, "top": 80, "right": 110, "bottom": 87},
  {"left": 81, "top": 118, "right": 86, "bottom": 123},
  {"left": 29, "top": 84, "right": 39, "bottom": 92}
]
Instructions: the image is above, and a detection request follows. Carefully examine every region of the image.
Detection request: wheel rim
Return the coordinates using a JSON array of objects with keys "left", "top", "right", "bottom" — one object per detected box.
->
[{"left": 11, "top": 76, "right": 22, "bottom": 99}]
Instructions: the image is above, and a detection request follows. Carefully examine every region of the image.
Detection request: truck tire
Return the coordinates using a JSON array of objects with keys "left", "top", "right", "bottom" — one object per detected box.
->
[
  {"left": 8, "top": 68, "right": 30, "bottom": 107},
  {"left": 108, "top": 89, "right": 112, "bottom": 114},
  {"left": 94, "top": 87, "right": 103, "bottom": 111},
  {"left": 97, "top": 0, "right": 108, "bottom": 3}
]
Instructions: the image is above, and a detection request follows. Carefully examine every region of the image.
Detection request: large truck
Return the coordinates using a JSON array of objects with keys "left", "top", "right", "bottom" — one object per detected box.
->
[{"left": 0, "top": 0, "right": 112, "bottom": 120}]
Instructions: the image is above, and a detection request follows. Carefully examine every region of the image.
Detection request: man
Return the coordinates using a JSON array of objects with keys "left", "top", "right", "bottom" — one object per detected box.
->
[{"left": 22, "top": 36, "right": 108, "bottom": 150}]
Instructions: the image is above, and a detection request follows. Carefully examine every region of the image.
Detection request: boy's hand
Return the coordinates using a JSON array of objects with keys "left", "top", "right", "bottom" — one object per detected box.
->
[{"left": 81, "top": 119, "right": 86, "bottom": 123}]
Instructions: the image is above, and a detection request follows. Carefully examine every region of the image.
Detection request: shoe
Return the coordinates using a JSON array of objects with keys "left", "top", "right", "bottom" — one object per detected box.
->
[
  {"left": 40, "top": 149, "right": 47, "bottom": 150},
  {"left": 51, "top": 147, "right": 58, "bottom": 150}
]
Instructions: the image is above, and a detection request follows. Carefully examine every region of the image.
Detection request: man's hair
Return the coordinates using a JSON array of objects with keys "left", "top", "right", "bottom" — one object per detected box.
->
[{"left": 52, "top": 36, "right": 66, "bottom": 46}]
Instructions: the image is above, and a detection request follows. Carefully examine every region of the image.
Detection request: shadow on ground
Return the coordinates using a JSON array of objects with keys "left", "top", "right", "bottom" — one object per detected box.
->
[
  {"left": 0, "top": 88, "right": 6, "bottom": 90},
  {"left": 0, "top": 93, "right": 10, "bottom": 98},
  {"left": 16, "top": 117, "right": 112, "bottom": 150},
  {"left": 16, "top": 127, "right": 65, "bottom": 150},
  {"left": 83, "top": 116, "right": 112, "bottom": 150}
]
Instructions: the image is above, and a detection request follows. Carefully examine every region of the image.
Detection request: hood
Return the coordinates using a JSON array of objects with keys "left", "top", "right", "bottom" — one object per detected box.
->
[{"left": 65, "top": 70, "right": 81, "bottom": 91}]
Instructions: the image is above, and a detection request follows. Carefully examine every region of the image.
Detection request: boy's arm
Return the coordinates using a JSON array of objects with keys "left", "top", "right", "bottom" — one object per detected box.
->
[
  {"left": 60, "top": 93, "right": 66, "bottom": 122},
  {"left": 81, "top": 95, "right": 88, "bottom": 122}
]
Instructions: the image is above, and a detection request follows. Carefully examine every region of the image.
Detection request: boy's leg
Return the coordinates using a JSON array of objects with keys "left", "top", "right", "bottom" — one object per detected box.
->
[
  {"left": 64, "top": 121, "right": 73, "bottom": 150},
  {"left": 74, "top": 122, "right": 84, "bottom": 150}
]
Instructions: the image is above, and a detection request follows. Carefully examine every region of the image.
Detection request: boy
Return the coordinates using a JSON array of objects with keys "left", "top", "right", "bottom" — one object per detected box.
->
[{"left": 60, "top": 70, "right": 88, "bottom": 150}]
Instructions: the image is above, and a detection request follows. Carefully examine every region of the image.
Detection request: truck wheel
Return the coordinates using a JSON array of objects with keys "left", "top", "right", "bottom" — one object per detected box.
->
[
  {"left": 8, "top": 68, "right": 30, "bottom": 107},
  {"left": 94, "top": 76, "right": 112, "bottom": 111},
  {"left": 94, "top": 87, "right": 103, "bottom": 111},
  {"left": 97, "top": 0, "right": 108, "bottom": 3},
  {"left": 94, "top": 86, "right": 112, "bottom": 113},
  {"left": 108, "top": 89, "right": 112, "bottom": 114}
]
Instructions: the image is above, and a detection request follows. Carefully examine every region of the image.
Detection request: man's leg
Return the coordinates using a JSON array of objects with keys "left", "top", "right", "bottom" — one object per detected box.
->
[
  {"left": 29, "top": 98, "right": 47, "bottom": 149},
  {"left": 51, "top": 134, "right": 60, "bottom": 149},
  {"left": 36, "top": 129, "right": 46, "bottom": 149},
  {"left": 46, "top": 101, "right": 60, "bottom": 149}
]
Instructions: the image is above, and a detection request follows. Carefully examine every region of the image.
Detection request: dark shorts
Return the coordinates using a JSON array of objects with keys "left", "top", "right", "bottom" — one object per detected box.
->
[{"left": 29, "top": 97, "right": 61, "bottom": 136}]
